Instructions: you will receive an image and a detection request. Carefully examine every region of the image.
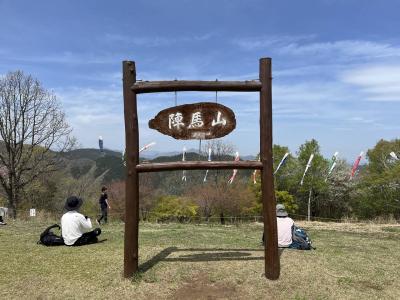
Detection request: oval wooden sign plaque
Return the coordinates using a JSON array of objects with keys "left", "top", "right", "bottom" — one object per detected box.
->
[{"left": 149, "top": 102, "right": 236, "bottom": 140}]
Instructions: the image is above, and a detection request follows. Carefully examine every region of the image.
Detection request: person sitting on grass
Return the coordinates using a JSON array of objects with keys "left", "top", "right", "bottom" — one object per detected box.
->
[
  {"left": 262, "top": 203, "right": 295, "bottom": 247},
  {"left": 0, "top": 207, "right": 7, "bottom": 225},
  {"left": 61, "top": 196, "right": 101, "bottom": 246},
  {"left": 262, "top": 204, "right": 313, "bottom": 250},
  {"left": 275, "top": 203, "right": 295, "bottom": 247}
]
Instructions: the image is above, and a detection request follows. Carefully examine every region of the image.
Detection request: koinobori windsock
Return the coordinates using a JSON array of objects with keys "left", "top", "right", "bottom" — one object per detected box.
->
[
  {"left": 182, "top": 147, "right": 187, "bottom": 182},
  {"left": 122, "top": 149, "right": 126, "bottom": 166},
  {"left": 390, "top": 151, "right": 399, "bottom": 160},
  {"left": 252, "top": 169, "right": 258, "bottom": 184},
  {"left": 274, "top": 152, "right": 290, "bottom": 175},
  {"left": 300, "top": 153, "right": 314, "bottom": 186},
  {"left": 203, "top": 148, "right": 212, "bottom": 182},
  {"left": 252, "top": 156, "right": 261, "bottom": 184},
  {"left": 350, "top": 151, "right": 363, "bottom": 179},
  {"left": 228, "top": 152, "right": 240, "bottom": 184},
  {"left": 325, "top": 151, "right": 339, "bottom": 181},
  {"left": 139, "top": 141, "right": 156, "bottom": 153}
]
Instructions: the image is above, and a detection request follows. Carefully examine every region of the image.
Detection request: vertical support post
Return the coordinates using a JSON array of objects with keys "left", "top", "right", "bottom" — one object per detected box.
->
[
  {"left": 259, "top": 58, "right": 280, "bottom": 280},
  {"left": 123, "top": 61, "right": 139, "bottom": 278},
  {"left": 308, "top": 188, "right": 312, "bottom": 221}
]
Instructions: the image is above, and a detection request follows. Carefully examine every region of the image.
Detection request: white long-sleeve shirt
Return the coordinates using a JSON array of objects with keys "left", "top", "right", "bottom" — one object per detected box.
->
[
  {"left": 61, "top": 211, "right": 92, "bottom": 245},
  {"left": 277, "top": 217, "right": 294, "bottom": 247}
]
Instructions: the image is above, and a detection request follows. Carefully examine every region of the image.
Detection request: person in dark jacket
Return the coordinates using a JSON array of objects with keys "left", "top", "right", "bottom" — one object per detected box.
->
[{"left": 97, "top": 186, "right": 110, "bottom": 224}]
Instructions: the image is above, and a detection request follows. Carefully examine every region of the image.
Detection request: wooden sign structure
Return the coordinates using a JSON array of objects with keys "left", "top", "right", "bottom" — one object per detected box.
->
[
  {"left": 123, "top": 58, "right": 279, "bottom": 280},
  {"left": 149, "top": 102, "right": 236, "bottom": 140}
]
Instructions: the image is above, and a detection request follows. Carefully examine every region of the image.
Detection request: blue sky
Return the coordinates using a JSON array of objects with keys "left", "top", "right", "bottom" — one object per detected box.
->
[{"left": 1, "top": 0, "right": 400, "bottom": 161}]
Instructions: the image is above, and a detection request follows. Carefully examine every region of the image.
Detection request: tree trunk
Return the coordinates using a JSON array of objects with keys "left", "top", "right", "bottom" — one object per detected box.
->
[
  {"left": 220, "top": 212, "right": 225, "bottom": 225},
  {"left": 6, "top": 175, "right": 21, "bottom": 219},
  {"left": 307, "top": 188, "right": 312, "bottom": 222},
  {"left": 9, "top": 195, "right": 17, "bottom": 219}
]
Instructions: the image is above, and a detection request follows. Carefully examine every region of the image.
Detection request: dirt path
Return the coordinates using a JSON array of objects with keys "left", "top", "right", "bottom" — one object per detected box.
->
[{"left": 170, "top": 272, "right": 247, "bottom": 300}]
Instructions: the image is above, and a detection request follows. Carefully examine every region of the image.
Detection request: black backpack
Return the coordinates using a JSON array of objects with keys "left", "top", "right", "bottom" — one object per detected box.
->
[
  {"left": 38, "top": 224, "right": 65, "bottom": 246},
  {"left": 291, "top": 226, "right": 315, "bottom": 250}
]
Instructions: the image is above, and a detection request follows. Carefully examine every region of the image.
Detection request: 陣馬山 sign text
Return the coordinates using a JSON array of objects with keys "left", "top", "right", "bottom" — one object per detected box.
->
[{"left": 148, "top": 102, "right": 236, "bottom": 140}]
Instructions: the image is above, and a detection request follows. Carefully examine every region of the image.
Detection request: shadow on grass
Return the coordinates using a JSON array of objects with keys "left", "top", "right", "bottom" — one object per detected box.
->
[{"left": 138, "top": 247, "right": 284, "bottom": 274}]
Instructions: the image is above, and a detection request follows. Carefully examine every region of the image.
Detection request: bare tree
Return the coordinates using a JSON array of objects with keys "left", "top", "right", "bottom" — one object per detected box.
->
[
  {"left": 203, "top": 140, "right": 234, "bottom": 162},
  {"left": 200, "top": 140, "right": 237, "bottom": 223},
  {"left": 0, "top": 71, "right": 74, "bottom": 218}
]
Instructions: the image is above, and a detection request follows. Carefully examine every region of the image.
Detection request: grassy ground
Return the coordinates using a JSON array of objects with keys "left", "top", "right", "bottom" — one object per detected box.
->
[{"left": 1, "top": 220, "right": 399, "bottom": 299}]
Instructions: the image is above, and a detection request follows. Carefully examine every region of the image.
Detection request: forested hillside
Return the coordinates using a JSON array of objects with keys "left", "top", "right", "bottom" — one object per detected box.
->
[{"left": 1, "top": 139, "right": 399, "bottom": 222}]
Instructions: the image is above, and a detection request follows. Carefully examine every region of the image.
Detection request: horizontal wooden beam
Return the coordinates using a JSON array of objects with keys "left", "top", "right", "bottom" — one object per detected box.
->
[
  {"left": 131, "top": 80, "right": 262, "bottom": 94},
  {"left": 136, "top": 161, "right": 263, "bottom": 172}
]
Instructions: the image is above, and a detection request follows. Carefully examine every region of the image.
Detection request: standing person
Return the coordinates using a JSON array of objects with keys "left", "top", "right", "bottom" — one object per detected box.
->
[
  {"left": 61, "top": 196, "right": 101, "bottom": 246},
  {"left": 97, "top": 186, "right": 110, "bottom": 224}
]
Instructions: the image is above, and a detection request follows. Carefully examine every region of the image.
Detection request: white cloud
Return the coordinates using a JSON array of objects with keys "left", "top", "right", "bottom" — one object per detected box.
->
[
  {"left": 347, "top": 116, "right": 376, "bottom": 124},
  {"left": 1, "top": 51, "right": 119, "bottom": 65},
  {"left": 278, "top": 40, "right": 400, "bottom": 59},
  {"left": 232, "top": 35, "right": 315, "bottom": 51},
  {"left": 340, "top": 65, "right": 400, "bottom": 101},
  {"left": 233, "top": 35, "right": 400, "bottom": 62},
  {"left": 103, "top": 33, "right": 215, "bottom": 47}
]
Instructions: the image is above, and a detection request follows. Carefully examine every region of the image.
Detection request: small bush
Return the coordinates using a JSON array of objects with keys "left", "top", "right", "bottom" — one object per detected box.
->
[{"left": 150, "top": 195, "right": 198, "bottom": 223}]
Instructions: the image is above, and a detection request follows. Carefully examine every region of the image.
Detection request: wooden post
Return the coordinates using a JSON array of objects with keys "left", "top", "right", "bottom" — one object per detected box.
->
[
  {"left": 259, "top": 58, "right": 280, "bottom": 280},
  {"left": 123, "top": 61, "right": 139, "bottom": 278},
  {"left": 308, "top": 188, "right": 312, "bottom": 222}
]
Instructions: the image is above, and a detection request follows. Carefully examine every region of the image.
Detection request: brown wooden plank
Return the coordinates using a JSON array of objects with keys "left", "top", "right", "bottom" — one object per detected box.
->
[
  {"left": 131, "top": 80, "right": 262, "bottom": 93},
  {"left": 149, "top": 102, "right": 236, "bottom": 140},
  {"left": 123, "top": 61, "right": 139, "bottom": 278},
  {"left": 136, "top": 161, "right": 263, "bottom": 172},
  {"left": 260, "top": 58, "right": 280, "bottom": 280}
]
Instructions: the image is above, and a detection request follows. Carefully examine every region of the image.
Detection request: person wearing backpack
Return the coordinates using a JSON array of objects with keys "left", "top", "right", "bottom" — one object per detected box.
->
[
  {"left": 262, "top": 204, "right": 313, "bottom": 250},
  {"left": 275, "top": 204, "right": 295, "bottom": 247},
  {"left": 61, "top": 196, "right": 101, "bottom": 246}
]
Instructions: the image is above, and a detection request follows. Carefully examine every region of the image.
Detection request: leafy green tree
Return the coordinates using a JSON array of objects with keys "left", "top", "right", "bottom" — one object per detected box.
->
[
  {"left": 352, "top": 139, "right": 400, "bottom": 219},
  {"left": 366, "top": 139, "right": 400, "bottom": 174},
  {"left": 296, "top": 139, "right": 329, "bottom": 218},
  {"left": 250, "top": 144, "right": 299, "bottom": 216},
  {"left": 272, "top": 144, "right": 299, "bottom": 196},
  {"left": 275, "top": 191, "right": 298, "bottom": 214}
]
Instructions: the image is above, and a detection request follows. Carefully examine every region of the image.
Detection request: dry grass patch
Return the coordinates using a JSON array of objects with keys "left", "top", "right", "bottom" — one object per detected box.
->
[{"left": 1, "top": 220, "right": 399, "bottom": 299}]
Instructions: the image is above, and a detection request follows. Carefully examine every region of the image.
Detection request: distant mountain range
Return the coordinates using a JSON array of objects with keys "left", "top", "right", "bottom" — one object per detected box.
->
[
  {"left": 0, "top": 143, "right": 256, "bottom": 184},
  {"left": 60, "top": 147, "right": 255, "bottom": 183},
  {"left": 139, "top": 149, "right": 256, "bottom": 161}
]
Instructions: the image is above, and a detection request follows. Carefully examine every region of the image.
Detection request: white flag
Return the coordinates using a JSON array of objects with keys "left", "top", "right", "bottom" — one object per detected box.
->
[
  {"left": 228, "top": 152, "right": 240, "bottom": 184},
  {"left": 300, "top": 154, "right": 314, "bottom": 186},
  {"left": 182, "top": 147, "right": 187, "bottom": 181},
  {"left": 203, "top": 148, "right": 212, "bottom": 182}
]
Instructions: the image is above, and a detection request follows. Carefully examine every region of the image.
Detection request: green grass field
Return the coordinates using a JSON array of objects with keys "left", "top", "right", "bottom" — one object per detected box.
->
[{"left": 1, "top": 220, "right": 399, "bottom": 299}]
